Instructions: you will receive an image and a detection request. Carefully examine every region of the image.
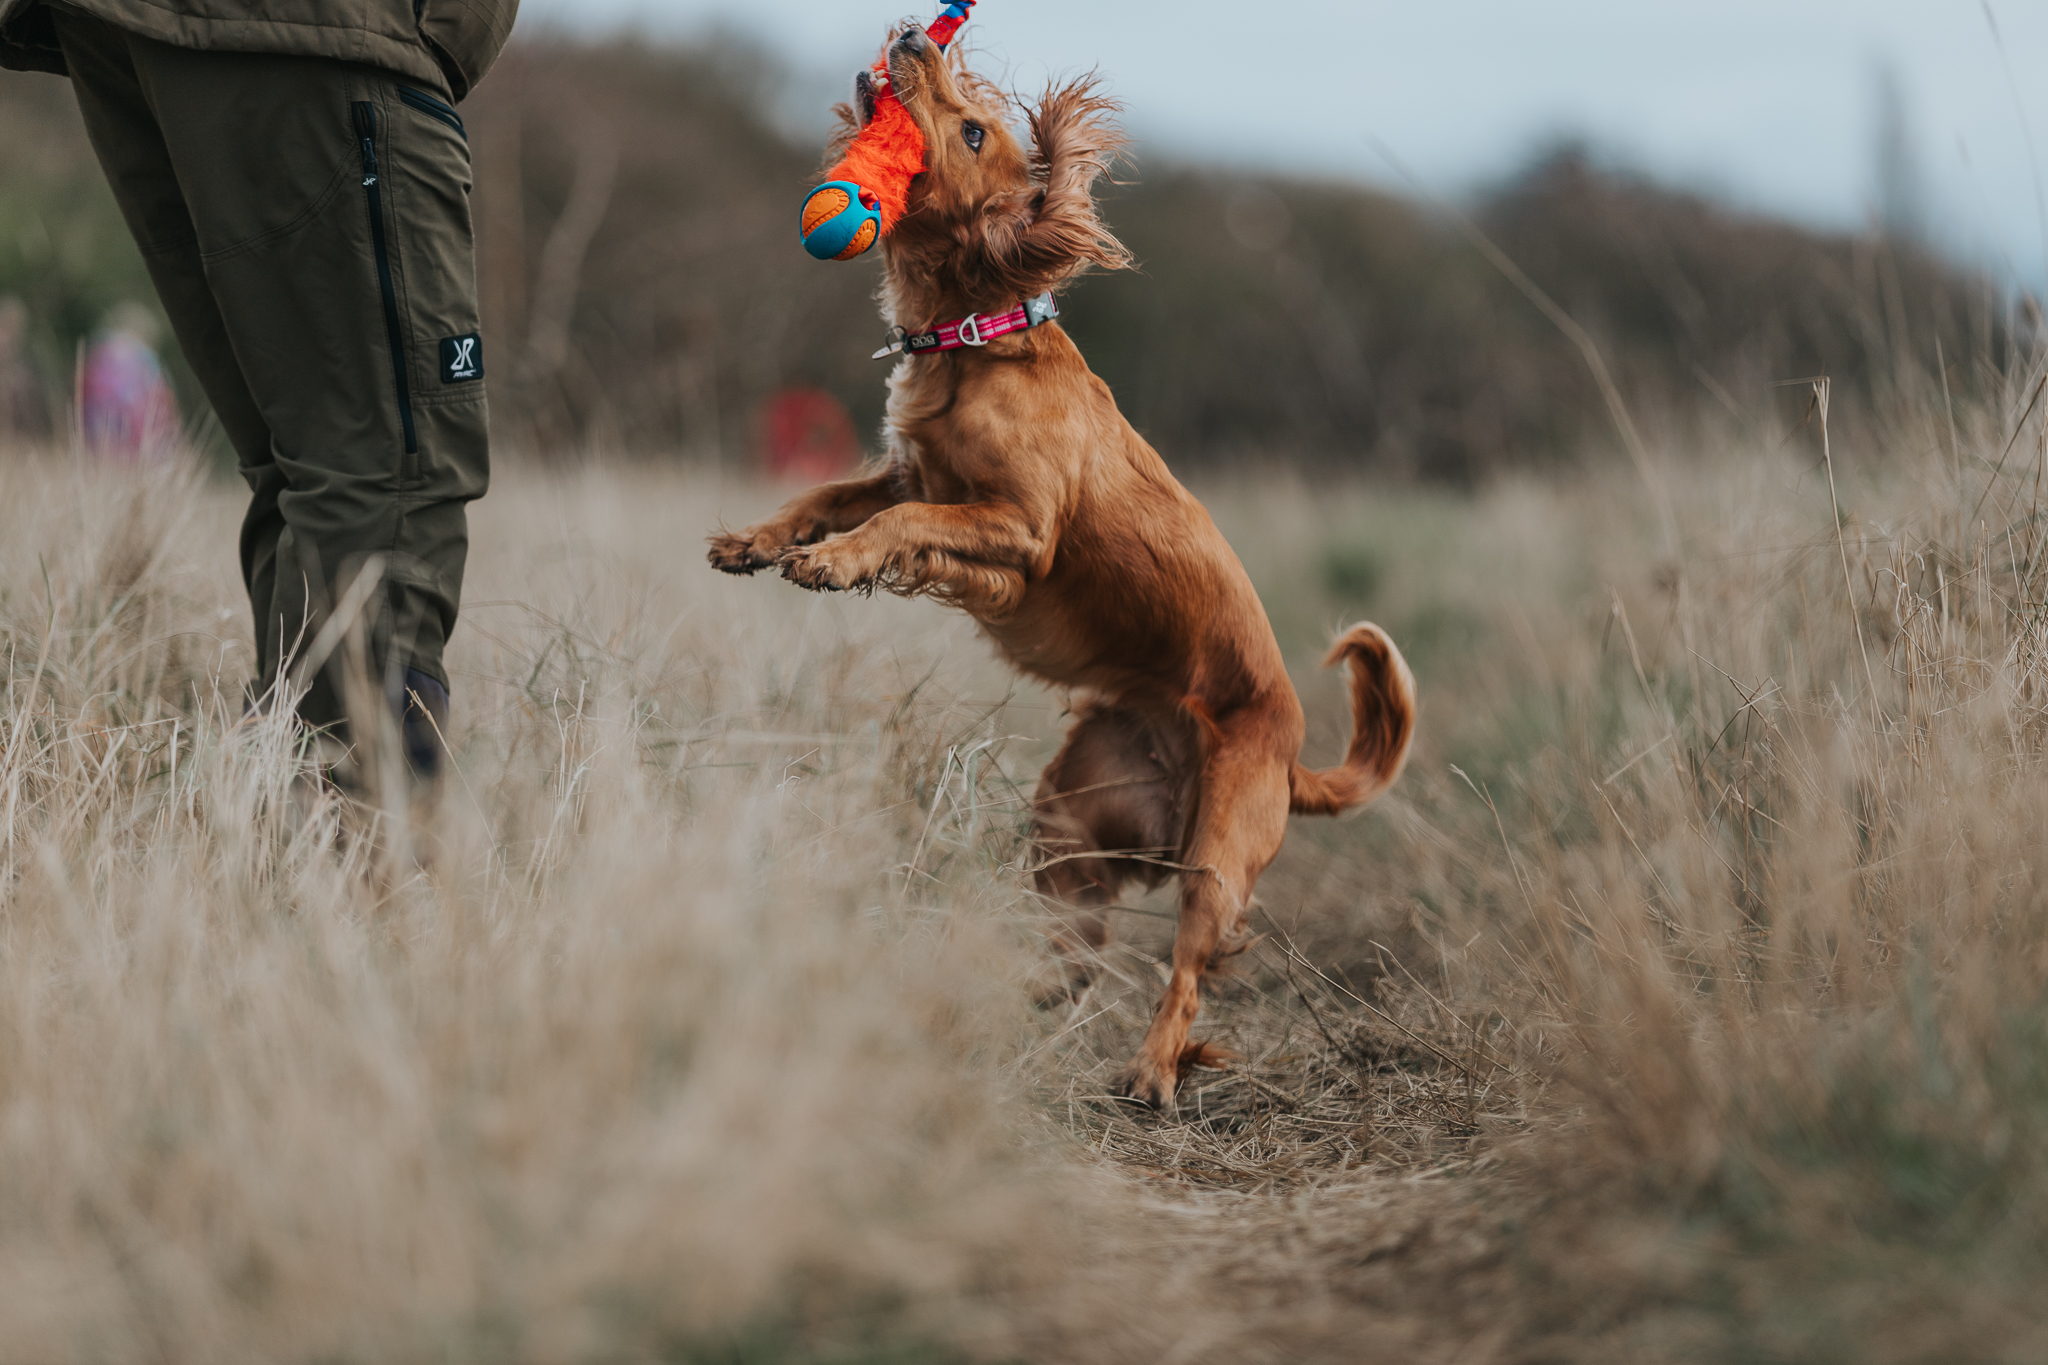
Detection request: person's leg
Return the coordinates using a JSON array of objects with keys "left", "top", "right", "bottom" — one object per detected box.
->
[
  {"left": 50, "top": 9, "right": 291, "bottom": 706},
  {"left": 56, "top": 13, "right": 490, "bottom": 754}
]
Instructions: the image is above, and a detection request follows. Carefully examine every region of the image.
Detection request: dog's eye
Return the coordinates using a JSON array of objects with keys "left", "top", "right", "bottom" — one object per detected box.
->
[{"left": 962, "top": 121, "right": 985, "bottom": 153}]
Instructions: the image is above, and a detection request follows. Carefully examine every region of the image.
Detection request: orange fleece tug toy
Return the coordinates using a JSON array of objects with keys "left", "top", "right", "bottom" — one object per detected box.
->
[{"left": 799, "top": 1, "right": 976, "bottom": 261}]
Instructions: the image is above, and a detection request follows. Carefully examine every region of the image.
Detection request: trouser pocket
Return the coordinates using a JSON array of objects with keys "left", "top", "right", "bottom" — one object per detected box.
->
[
  {"left": 353, "top": 100, "right": 418, "bottom": 465},
  {"left": 397, "top": 85, "right": 466, "bottom": 140}
]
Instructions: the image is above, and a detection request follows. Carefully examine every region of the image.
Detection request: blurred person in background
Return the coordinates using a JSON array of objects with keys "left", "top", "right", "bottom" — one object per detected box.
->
[
  {"left": 0, "top": 0, "right": 518, "bottom": 785},
  {"left": 0, "top": 296, "right": 46, "bottom": 440},
  {"left": 79, "top": 300, "right": 178, "bottom": 462}
]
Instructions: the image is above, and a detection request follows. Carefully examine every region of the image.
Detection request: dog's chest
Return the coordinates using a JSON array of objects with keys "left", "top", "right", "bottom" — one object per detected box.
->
[
  {"left": 887, "top": 368, "right": 1009, "bottom": 500},
  {"left": 891, "top": 430, "right": 984, "bottom": 505}
]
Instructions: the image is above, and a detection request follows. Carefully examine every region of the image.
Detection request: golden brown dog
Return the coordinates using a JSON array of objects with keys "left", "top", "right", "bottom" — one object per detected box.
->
[{"left": 708, "top": 23, "right": 1415, "bottom": 1107}]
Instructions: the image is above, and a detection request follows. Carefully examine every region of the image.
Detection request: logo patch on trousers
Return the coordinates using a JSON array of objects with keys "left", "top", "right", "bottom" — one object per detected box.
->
[{"left": 440, "top": 333, "right": 482, "bottom": 383}]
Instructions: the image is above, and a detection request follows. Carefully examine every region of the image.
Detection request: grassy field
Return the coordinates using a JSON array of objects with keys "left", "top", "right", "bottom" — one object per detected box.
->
[{"left": 3, "top": 363, "right": 2047, "bottom": 1362}]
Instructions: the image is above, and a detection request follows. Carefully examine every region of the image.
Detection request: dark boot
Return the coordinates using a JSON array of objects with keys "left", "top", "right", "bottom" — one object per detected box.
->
[{"left": 397, "top": 668, "right": 450, "bottom": 783}]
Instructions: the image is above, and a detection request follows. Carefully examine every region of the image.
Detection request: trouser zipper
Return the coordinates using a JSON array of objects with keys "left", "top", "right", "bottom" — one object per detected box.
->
[{"left": 353, "top": 101, "right": 417, "bottom": 458}]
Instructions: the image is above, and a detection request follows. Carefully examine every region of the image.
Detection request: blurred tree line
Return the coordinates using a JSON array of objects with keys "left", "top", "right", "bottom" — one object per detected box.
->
[{"left": 0, "top": 33, "right": 2020, "bottom": 477}]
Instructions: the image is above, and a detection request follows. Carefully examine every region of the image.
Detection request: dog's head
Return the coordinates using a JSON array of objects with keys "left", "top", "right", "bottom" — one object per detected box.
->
[{"left": 829, "top": 23, "right": 1132, "bottom": 317}]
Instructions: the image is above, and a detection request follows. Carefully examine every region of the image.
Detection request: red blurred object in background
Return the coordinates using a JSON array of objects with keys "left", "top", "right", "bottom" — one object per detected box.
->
[
  {"left": 757, "top": 387, "right": 859, "bottom": 484},
  {"left": 80, "top": 328, "right": 179, "bottom": 463}
]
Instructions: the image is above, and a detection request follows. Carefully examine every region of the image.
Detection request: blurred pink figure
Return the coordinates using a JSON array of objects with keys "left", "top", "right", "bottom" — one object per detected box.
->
[{"left": 80, "top": 326, "right": 179, "bottom": 462}]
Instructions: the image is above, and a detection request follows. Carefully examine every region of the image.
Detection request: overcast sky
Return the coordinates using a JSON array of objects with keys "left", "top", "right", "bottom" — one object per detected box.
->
[{"left": 520, "top": 0, "right": 2048, "bottom": 287}]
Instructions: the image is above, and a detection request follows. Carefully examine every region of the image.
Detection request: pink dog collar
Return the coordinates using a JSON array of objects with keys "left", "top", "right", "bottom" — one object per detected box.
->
[{"left": 873, "top": 292, "right": 1059, "bottom": 359}]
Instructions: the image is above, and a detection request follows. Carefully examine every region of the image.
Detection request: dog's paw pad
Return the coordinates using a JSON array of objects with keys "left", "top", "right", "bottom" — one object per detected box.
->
[
  {"left": 707, "top": 533, "right": 772, "bottom": 575},
  {"left": 777, "top": 547, "right": 842, "bottom": 591}
]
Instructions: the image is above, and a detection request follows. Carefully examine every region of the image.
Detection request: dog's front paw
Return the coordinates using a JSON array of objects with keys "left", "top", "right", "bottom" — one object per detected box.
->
[
  {"left": 1111, "top": 1055, "right": 1177, "bottom": 1111},
  {"left": 1111, "top": 1041, "right": 1232, "bottom": 1109},
  {"left": 707, "top": 528, "right": 788, "bottom": 576},
  {"left": 778, "top": 541, "right": 874, "bottom": 593}
]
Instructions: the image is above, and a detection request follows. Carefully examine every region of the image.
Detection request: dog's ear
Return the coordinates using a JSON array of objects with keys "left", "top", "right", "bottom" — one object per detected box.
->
[{"left": 973, "top": 75, "right": 1132, "bottom": 299}]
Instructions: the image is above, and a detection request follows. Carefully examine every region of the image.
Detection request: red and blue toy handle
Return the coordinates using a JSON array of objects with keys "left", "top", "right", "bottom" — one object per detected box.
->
[{"left": 925, "top": 1, "right": 975, "bottom": 49}]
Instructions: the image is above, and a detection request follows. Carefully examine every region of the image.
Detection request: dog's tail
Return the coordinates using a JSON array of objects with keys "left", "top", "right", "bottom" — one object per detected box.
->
[{"left": 1289, "top": 622, "right": 1416, "bottom": 816}]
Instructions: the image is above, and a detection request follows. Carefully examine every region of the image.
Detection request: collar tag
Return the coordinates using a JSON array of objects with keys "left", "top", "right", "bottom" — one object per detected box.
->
[{"left": 871, "top": 324, "right": 908, "bottom": 360}]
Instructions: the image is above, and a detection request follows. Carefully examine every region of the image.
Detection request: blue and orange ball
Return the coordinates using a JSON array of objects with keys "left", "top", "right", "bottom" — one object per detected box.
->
[{"left": 801, "top": 180, "right": 883, "bottom": 261}]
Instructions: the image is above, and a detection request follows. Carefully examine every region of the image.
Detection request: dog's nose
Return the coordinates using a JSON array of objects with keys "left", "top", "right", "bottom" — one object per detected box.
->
[{"left": 892, "top": 25, "right": 929, "bottom": 56}]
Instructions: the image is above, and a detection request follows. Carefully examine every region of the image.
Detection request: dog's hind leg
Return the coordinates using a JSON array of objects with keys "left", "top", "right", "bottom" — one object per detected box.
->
[
  {"left": 1030, "top": 704, "right": 1182, "bottom": 1005},
  {"left": 1115, "top": 730, "right": 1292, "bottom": 1109}
]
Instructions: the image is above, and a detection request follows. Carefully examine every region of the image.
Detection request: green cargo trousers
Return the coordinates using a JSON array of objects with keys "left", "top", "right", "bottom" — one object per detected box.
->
[{"left": 52, "top": 6, "right": 489, "bottom": 733}]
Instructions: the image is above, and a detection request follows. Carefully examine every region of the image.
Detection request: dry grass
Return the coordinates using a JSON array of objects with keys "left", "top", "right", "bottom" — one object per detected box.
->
[{"left": 4, "top": 351, "right": 2048, "bottom": 1362}]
